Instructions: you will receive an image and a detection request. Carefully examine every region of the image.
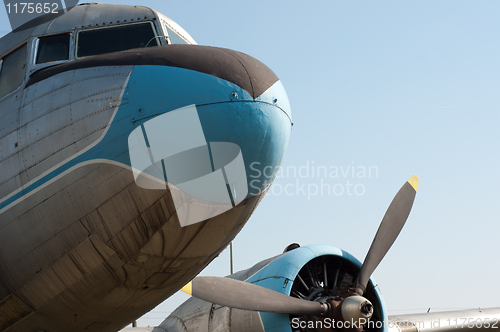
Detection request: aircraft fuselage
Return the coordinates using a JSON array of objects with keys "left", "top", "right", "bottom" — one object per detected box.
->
[{"left": 0, "top": 4, "right": 292, "bottom": 332}]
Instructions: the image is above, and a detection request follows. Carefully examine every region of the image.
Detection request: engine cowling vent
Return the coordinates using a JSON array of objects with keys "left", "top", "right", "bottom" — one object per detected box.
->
[{"left": 289, "top": 255, "right": 384, "bottom": 332}]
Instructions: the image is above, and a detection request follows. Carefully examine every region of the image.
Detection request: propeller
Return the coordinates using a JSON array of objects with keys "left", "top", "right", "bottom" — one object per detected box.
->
[
  {"left": 181, "top": 175, "right": 419, "bottom": 317},
  {"left": 354, "top": 174, "right": 419, "bottom": 295},
  {"left": 181, "top": 276, "right": 328, "bottom": 315}
]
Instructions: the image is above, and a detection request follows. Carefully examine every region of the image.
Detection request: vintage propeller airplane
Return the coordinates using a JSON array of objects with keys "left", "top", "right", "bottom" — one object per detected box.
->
[
  {"left": 0, "top": 2, "right": 498, "bottom": 332},
  {"left": 120, "top": 176, "right": 500, "bottom": 332}
]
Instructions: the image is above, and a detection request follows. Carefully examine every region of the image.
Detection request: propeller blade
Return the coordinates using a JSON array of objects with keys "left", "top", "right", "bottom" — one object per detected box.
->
[
  {"left": 181, "top": 276, "right": 328, "bottom": 315},
  {"left": 355, "top": 175, "right": 419, "bottom": 295}
]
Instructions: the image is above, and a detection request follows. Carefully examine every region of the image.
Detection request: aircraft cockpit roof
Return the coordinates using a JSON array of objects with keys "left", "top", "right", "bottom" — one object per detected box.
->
[{"left": 0, "top": 3, "right": 196, "bottom": 58}]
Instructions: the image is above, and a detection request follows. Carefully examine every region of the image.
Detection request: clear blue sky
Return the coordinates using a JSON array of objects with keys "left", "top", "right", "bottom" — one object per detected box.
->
[{"left": 2, "top": 1, "right": 499, "bottom": 328}]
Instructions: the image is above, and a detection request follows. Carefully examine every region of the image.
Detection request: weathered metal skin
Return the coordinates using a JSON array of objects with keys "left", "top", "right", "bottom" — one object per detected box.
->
[
  {"left": 1, "top": 162, "right": 267, "bottom": 332},
  {"left": 0, "top": 3, "right": 292, "bottom": 332},
  {"left": 160, "top": 298, "right": 265, "bottom": 332},
  {"left": 0, "top": 65, "right": 133, "bottom": 201}
]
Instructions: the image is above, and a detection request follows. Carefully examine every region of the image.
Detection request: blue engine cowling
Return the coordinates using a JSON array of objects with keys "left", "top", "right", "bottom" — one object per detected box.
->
[{"left": 159, "top": 244, "right": 388, "bottom": 332}]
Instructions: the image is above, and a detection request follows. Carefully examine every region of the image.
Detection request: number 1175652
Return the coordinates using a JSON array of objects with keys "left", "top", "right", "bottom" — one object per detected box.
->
[{"left": 6, "top": 2, "right": 59, "bottom": 14}]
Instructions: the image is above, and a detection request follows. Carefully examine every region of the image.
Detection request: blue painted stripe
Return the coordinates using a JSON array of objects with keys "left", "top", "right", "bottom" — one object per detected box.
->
[{"left": 1, "top": 65, "right": 292, "bottom": 212}]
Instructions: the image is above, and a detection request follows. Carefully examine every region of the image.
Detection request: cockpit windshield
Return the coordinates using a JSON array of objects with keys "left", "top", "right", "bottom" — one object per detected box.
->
[
  {"left": 164, "top": 25, "right": 188, "bottom": 45},
  {"left": 36, "top": 34, "right": 70, "bottom": 64},
  {"left": 76, "top": 22, "right": 158, "bottom": 58}
]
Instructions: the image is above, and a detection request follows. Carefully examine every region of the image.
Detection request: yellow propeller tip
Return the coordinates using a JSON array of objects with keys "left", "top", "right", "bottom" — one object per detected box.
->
[
  {"left": 407, "top": 175, "right": 419, "bottom": 191},
  {"left": 181, "top": 282, "right": 192, "bottom": 295}
]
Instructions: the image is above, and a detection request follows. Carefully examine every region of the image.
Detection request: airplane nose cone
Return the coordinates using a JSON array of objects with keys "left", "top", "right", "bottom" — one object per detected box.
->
[
  {"left": 120, "top": 45, "right": 292, "bottom": 216},
  {"left": 25, "top": 45, "right": 292, "bottom": 207}
]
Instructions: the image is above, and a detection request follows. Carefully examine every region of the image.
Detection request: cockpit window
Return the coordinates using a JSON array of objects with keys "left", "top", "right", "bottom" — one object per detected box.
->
[
  {"left": 164, "top": 25, "right": 188, "bottom": 45},
  {"left": 0, "top": 43, "right": 27, "bottom": 99},
  {"left": 76, "top": 22, "right": 158, "bottom": 58},
  {"left": 36, "top": 34, "right": 70, "bottom": 64}
]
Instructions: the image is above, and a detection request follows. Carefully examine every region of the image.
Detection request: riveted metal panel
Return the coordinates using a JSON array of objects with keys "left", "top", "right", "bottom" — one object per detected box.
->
[
  {"left": 230, "top": 309, "right": 265, "bottom": 332},
  {"left": 208, "top": 305, "right": 231, "bottom": 332},
  {"left": 1, "top": 162, "right": 268, "bottom": 332},
  {"left": 0, "top": 294, "right": 34, "bottom": 331},
  {"left": 0, "top": 98, "right": 20, "bottom": 140},
  {"left": 0, "top": 129, "right": 19, "bottom": 163},
  {"left": 0, "top": 176, "right": 23, "bottom": 207},
  {"left": 0, "top": 66, "right": 133, "bottom": 205},
  {"left": 21, "top": 70, "right": 75, "bottom": 109},
  {"left": 18, "top": 103, "right": 72, "bottom": 149},
  {"left": 21, "top": 122, "right": 76, "bottom": 170},
  {"left": 0, "top": 156, "right": 21, "bottom": 191},
  {"left": 0, "top": 222, "right": 22, "bottom": 256}
]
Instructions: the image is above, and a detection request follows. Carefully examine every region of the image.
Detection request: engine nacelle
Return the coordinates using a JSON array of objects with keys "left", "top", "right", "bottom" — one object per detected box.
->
[{"left": 158, "top": 244, "right": 388, "bottom": 332}]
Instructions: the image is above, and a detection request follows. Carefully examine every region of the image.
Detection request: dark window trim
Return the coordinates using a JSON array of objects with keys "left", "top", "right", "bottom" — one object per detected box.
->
[
  {"left": 0, "top": 42, "right": 28, "bottom": 101},
  {"left": 75, "top": 21, "right": 159, "bottom": 59},
  {"left": 34, "top": 32, "right": 72, "bottom": 65}
]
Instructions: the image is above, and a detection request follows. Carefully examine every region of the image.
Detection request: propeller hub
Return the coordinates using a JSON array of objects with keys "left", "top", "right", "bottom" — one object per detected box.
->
[
  {"left": 360, "top": 301, "right": 374, "bottom": 317},
  {"left": 341, "top": 295, "right": 374, "bottom": 321}
]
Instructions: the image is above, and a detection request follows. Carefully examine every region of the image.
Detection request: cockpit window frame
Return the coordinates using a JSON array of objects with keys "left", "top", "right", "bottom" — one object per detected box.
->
[
  {"left": 33, "top": 32, "right": 73, "bottom": 66},
  {"left": 161, "top": 21, "right": 190, "bottom": 45},
  {"left": 75, "top": 21, "right": 160, "bottom": 60},
  {"left": 0, "top": 42, "right": 28, "bottom": 101}
]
